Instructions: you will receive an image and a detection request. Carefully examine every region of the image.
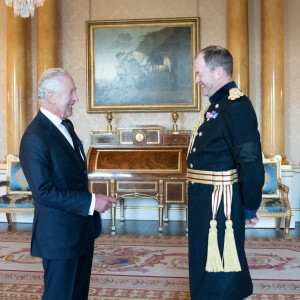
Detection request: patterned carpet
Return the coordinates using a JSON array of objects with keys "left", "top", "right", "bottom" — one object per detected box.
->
[{"left": 0, "top": 232, "right": 299, "bottom": 299}]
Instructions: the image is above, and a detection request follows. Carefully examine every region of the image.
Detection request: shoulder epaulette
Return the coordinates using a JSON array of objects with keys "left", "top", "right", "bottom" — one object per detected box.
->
[{"left": 228, "top": 88, "right": 244, "bottom": 100}]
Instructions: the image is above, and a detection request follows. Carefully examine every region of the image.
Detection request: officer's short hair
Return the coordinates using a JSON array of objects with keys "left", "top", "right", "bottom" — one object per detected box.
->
[
  {"left": 38, "top": 68, "right": 70, "bottom": 106},
  {"left": 200, "top": 46, "right": 233, "bottom": 77}
]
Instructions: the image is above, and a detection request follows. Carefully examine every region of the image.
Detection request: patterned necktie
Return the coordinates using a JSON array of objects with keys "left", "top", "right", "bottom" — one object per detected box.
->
[{"left": 61, "top": 119, "right": 84, "bottom": 165}]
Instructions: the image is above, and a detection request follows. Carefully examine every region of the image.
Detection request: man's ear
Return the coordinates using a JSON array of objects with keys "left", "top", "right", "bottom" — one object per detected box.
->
[
  {"left": 46, "top": 91, "right": 56, "bottom": 104},
  {"left": 215, "top": 66, "right": 224, "bottom": 79}
]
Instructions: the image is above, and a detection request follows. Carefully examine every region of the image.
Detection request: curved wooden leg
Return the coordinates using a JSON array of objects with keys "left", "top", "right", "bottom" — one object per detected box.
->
[
  {"left": 284, "top": 215, "right": 291, "bottom": 239},
  {"left": 6, "top": 213, "right": 12, "bottom": 225},
  {"left": 276, "top": 218, "right": 281, "bottom": 231}
]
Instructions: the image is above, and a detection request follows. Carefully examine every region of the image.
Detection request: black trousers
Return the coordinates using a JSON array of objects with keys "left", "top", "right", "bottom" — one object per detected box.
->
[{"left": 42, "top": 245, "right": 94, "bottom": 300}]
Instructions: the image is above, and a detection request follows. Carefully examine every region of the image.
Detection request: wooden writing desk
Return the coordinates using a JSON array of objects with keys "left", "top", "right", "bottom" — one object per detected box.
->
[{"left": 87, "top": 125, "right": 190, "bottom": 232}]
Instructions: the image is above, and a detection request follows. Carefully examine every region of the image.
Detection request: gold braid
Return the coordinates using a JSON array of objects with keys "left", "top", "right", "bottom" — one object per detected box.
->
[{"left": 187, "top": 104, "right": 210, "bottom": 156}]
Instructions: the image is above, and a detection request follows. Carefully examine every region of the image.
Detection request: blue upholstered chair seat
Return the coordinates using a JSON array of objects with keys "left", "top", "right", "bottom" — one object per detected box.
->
[{"left": 0, "top": 194, "right": 34, "bottom": 208}]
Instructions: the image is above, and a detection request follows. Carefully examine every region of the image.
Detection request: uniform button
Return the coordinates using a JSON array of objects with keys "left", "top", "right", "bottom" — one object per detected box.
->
[
  {"left": 198, "top": 132, "right": 202, "bottom": 136},
  {"left": 193, "top": 148, "right": 196, "bottom": 152},
  {"left": 190, "top": 163, "right": 193, "bottom": 168},
  {"left": 215, "top": 104, "right": 219, "bottom": 108},
  {"left": 191, "top": 181, "right": 195, "bottom": 184}
]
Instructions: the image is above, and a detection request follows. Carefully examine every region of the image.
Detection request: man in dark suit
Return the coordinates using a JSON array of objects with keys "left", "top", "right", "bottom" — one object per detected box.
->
[{"left": 19, "top": 68, "right": 118, "bottom": 300}]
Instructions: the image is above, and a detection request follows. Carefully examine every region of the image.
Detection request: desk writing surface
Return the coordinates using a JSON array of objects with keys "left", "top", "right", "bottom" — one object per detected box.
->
[{"left": 88, "top": 147, "right": 187, "bottom": 177}]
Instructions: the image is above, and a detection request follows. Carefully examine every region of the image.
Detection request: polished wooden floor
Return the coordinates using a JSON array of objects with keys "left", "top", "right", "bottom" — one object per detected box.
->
[{"left": 0, "top": 220, "right": 299, "bottom": 238}]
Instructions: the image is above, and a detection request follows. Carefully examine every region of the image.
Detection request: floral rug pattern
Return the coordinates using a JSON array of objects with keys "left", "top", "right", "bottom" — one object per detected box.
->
[{"left": 0, "top": 232, "right": 299, "bottom": 299}]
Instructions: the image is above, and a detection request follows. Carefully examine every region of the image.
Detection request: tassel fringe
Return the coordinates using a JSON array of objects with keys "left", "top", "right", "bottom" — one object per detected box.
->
[
  {"left": 223, "top": 220, "right": 241, "bottom": 272},
  {"left": 205, "top": 220, "right": 224, "bottom": 272}
]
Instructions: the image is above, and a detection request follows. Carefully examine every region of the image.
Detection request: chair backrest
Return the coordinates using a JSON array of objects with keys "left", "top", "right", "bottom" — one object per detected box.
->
[
  {"left": 6, "top": 154, "right": 31, "bottom": 195},
  {"left": 262, "top": 154, "right": 281, "bottom": 199}
]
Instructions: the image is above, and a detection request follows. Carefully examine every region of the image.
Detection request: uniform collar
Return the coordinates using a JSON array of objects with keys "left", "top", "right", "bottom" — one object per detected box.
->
[{"left": 209, "top": 81, "right": 237, "bottom": 104}]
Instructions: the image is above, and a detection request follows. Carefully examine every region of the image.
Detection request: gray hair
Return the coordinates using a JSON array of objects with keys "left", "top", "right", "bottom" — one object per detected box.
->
[
  {"left": 199, "top": 46, "right": 233, "bottom": 77},
  {"left": 38, "top": 68, "right": 70, "bottom": 105}
]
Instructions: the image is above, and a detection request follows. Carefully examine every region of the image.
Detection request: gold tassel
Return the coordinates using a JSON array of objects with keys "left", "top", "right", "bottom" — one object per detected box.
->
[
  {"left": 223, "top": 220, "right": 241, "bottom": 272},
  {"left": 205, "top": 220, "right": 224, "bottom": 272}
]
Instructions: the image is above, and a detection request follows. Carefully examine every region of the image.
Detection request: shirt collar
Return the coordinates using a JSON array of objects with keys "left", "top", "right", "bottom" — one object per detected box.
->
[
  {"left": 209, "top": 81, "right": 237, "bottom": 104},
  {"left": 40, "top": 107, "right": 63, "bottom": 127}
]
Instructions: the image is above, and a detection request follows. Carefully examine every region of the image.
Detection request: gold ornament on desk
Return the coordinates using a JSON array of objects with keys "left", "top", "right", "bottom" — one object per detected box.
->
[
  {"left": 172, "top": 111, "right": 179, "bottom": 134},
  {"left": 106, "top": 111, "right": 113, "bottom": 132}
]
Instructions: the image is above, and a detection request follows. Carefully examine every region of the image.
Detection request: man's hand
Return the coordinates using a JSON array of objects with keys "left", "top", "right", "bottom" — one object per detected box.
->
[
  {"left": 94, "top": 194, "right": 118, "bottom": 213},
  {"left": 245, "top": 212, "right": 260, "bottom": 227}
]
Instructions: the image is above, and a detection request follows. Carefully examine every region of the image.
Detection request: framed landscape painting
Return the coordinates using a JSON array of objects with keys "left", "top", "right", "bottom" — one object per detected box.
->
[{"left": 86, "top": 17, "right": 200, "bottom": 113}]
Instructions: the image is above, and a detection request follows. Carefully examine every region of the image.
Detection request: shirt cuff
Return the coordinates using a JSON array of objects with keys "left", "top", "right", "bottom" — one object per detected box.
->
[
  {"left": 243, "top": 206, "right": 257, "bottom": 219},
  {"left": 88, "top": 194, "right": 95, "bottom": 215}
]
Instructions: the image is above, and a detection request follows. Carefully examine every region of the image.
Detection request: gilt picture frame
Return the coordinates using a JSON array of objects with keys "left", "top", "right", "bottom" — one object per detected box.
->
[{"left": 86, "top": 17, "right": 200, "bottom": 113}]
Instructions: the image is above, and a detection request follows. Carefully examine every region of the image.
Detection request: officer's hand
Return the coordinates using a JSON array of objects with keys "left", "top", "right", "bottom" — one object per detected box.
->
[{"left": 245, "top": 212, "right": 260, "bottom": 227}]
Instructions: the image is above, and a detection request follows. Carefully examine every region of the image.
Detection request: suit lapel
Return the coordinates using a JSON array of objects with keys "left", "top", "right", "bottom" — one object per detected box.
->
[{"left": 37, "top": 111, "right": 85, "bottom": 169}]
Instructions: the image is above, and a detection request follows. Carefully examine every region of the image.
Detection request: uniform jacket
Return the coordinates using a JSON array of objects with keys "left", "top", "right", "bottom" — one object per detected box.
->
[
  {"left": 187, "top": 81, "right": 264, "bottom": 300},
  {"left": 19, "top": 110, "right": 101, "bottom": 259}
]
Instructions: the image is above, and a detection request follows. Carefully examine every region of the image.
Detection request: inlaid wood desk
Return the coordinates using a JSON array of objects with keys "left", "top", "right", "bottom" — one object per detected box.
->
[{"left": 87, "top": 125, "right": 190, "bottom": 232}]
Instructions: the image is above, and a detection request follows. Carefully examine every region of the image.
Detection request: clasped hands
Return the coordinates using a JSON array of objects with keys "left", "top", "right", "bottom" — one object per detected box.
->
[
  {"left": 94, "top": 194, "right": 118, "bottom": 213},
  {"left": 245, "top": 212, "right": 260, "bottom": 227}
]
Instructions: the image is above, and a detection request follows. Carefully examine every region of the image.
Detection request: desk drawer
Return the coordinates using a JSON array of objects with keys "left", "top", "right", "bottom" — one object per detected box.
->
[
  {"left": 163, "top": 134, "right": 190, "bottom": 145},
  {"left": 116, "top": 180, "right": 158, "bottom": 193},
  {"left": 165, "top": 181, "right": 187, "bottom": 204},
  {"left": 89, "top": 180, "right": 110, "bottom": 196}
]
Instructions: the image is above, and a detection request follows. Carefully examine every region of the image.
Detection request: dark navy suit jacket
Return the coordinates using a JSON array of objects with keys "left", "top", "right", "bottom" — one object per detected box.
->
[{"left": 19, "top": 110, "right": 101, "bottom": 259}]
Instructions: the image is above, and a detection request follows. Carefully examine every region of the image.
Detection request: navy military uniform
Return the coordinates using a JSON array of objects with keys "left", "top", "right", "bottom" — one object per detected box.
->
[{"left": 187, "top": 81, "right": 264, "bottom": 299}]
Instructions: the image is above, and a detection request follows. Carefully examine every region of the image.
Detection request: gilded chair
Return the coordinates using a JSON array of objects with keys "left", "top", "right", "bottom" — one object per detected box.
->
[
  {"left": 258, "top": 154, "right": 292, "bottom": 239},
  {"left": 0, "top": 154, "right": 34, "bottom": 224}
]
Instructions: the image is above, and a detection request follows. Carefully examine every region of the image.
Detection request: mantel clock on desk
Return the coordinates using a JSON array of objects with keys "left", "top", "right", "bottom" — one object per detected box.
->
[{"left": 87, "top": 125, "right": 190, "bottom": 232}]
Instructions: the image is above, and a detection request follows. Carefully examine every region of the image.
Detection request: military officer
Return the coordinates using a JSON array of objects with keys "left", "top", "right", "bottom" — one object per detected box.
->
[{"left": 187, "top": 46, "right": 264, "bottom": 299}]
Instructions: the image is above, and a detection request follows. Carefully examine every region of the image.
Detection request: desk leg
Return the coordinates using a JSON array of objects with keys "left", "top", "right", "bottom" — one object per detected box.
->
[
  {"left": 159, "top": 205, "right": 164, "bottom": 232},
  {"left": 186, "top": 180, "right": 189, "bottom": 233},
  {"left": 159, "top": 180, "right": 164, "bottom": 232},
  {"left": 111, "top": 203, "right": 116, "bottom": 231},
  {"left": 186, "top": 205, "right": 188, "bottom": 233},
  {"left": 164, "top": 204, "right": 169, "bottom": 222},
  {"left": 120, "top": 198, "right": 125, "bottom": 222},
  {"left": 110, "top": 180, "right": 116, "bottom": 231}
]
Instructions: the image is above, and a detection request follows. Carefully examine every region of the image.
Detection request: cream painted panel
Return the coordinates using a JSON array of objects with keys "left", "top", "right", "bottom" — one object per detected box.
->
[{"left": 90, "top": 0, "right": 197, "bottom": 19}]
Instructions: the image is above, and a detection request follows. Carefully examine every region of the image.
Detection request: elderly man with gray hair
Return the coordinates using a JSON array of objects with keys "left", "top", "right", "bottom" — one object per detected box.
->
[{"left": 19, "top": 68, "right": 118, "bottom": 300}]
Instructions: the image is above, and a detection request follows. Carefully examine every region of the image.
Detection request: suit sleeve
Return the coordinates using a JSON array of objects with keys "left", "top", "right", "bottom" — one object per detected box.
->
[
  {"left": 19, "top": 132, "right": 92, "bottom": 216},
  {"left": 222, "top": 97, "right": 265, "bottom": 212}
]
